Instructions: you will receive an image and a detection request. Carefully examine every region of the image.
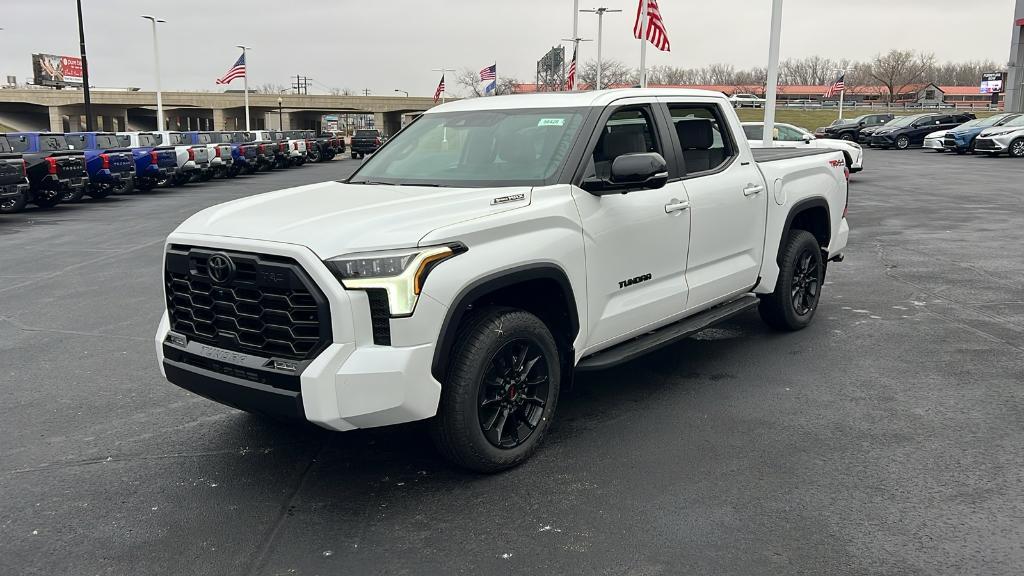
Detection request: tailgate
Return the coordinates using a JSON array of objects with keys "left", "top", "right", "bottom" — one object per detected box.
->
[
  {"left": 0, "top": 158, "right": 22, "bottom": 183},
  {"left": 192, "top": 146, "right": 211, "bottom": 163}
]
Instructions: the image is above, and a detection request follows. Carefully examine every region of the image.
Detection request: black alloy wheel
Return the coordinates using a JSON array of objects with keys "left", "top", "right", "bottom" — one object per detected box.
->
[
  {"left": 840, "top": 133, "right": 853, "bottom": 141},
  {"left": 478, "top": 339, "right": 551, "bottom": 449},
  {"left": 791, "top": 248, "right": 820, "bottom": 316}
]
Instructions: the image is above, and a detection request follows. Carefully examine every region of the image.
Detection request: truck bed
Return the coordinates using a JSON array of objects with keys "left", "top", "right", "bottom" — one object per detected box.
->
[{"left": 751, "top": 148, "right": 834, "bottom": 163}]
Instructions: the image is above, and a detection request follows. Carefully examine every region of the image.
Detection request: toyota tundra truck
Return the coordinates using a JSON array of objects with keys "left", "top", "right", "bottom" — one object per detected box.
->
[
  {"left": 148, "top": 131, "right": 212, "bottom": 185},
  {"left": 0, "top": 135, "right": 30, "bottom": 214},
  {"left": 7, "top": 132, "right": 88, "bottom": 207},
  {"left": 156, "top": 89, "right": 850, "bottom": 472}
]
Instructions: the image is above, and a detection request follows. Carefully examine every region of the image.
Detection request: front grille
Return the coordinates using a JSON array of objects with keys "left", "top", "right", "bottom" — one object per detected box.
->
[
  {"left": 943, "top": 136, "right": 956, "bottom": 147},
  {"left": 165, "top": 245, "right": 331, "bottom": 361},
  {"left": 974, "top": 139, "right": 998, "bottom": 150}
]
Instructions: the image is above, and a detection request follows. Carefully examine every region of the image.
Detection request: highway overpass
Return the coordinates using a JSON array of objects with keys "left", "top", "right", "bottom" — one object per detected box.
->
[{"left": 0, "top": 89, "right": 443, "bottom": 135}]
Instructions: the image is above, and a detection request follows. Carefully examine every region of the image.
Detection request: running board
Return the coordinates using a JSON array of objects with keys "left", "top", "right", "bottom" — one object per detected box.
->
[{"left": 575, "top": 295, "right": 760, "bottom": 372}]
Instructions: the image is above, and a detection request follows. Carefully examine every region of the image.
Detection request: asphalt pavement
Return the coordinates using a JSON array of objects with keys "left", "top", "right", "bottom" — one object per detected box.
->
[{"left": 1, "top": 151, "right": 1023, "bottom": 575}]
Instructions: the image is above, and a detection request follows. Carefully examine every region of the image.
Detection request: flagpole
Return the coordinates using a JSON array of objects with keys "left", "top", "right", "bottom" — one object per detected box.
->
[
  {"left": 761, "top": 0, "right": 784, "bottom": 148},
  {"left": 236, "top": 45, "right": 251, "bottom": 131},
  {"left": 838, "top": 87, "right": 845, "bottom": 121},
  {"left": 494, "top": 63, "right": 499, "bottom": 96},
  {"left": 640, "top": 0, "right": 648, "bottom": 88}
]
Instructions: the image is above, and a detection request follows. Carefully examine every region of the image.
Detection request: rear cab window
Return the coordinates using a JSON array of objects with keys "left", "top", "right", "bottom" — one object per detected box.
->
[
  {"left": 0, "top": 137, "right": 12, "bottom": 153},
  {"left": 666, "top": 103, "right": 736, "bottom": 177},
  {"left": 40, "top": 135, "right": 70, "bottom": 152},
  {"left": 96, "top": 135, "right": 120, "bottom": 148},
  {"left": 139, "top": 134, "right": 160, "bottom": 147}
]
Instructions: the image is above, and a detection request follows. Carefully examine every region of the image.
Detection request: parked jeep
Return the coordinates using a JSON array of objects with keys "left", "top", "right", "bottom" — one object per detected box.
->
[
  {"left": 0, "top": 135, "right": 31, "bottom": 214},
  {"left": 66, "top": 132, "right": 136, "bottom": 197},
  {"left": 6, "top": 132, "right": 88, "bottom": 207}
]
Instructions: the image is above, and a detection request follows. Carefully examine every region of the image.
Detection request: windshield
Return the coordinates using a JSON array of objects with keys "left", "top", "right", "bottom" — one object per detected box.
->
[
  {"left": 96, "top": 135, "right": 120, "bottom": 148},
  {"left": 1001, "top": 115, "right": 1024, "bottom": 128},
  {"left": 350, "top": 108, "right": 587, "bottom": 187},
  {"left": 978, "top": 114, "right": 1014, "bottom": 127},
  {"left": 884, "top": 115, "right": 921, "bottom": 128}
]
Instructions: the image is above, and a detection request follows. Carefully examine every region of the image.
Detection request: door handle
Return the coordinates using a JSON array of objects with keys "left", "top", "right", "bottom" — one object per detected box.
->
[
  {"left": 743, "top": 184, "right": 765, "bottom": 197},
  {"left": 664, "top": 199, "right": 690, "bottom": 213}
]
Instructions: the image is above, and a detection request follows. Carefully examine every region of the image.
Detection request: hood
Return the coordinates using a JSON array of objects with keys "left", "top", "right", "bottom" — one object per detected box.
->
[
  {"left": 979, "top": 127, "right": 1021, "bottom": 137},
  {"left": 948, "top": 127, "right": 982, "bottom": 137},
  {"left": 173, "top": 181, "right": 533, "bottom": 258},
  {"left": 925, "top": 130, "right": 948, "bottom": 139}
]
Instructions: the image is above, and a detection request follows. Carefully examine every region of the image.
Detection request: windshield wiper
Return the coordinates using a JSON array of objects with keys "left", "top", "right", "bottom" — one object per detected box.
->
[{"left": 396, "top": 182, "right": 443, "bottom": 187}]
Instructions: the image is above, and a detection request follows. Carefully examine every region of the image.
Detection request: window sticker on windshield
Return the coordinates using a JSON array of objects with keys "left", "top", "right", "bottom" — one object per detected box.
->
[{"left": 538, "top": 118, "right": 565, "bottom": 127}]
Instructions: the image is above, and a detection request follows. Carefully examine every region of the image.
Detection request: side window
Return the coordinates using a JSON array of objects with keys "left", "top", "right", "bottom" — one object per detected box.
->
[
  {"left": 775, "top": 125, "right": 805, "bottom": 141},
  {"left": 667, "top": 104, "right": 735, "bottom": 176},
  {"left": 589, "top": 106, "right": 661, "bottom": 180}
]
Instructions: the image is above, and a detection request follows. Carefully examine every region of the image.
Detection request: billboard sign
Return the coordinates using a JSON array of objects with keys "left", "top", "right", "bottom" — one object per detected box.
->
[
  {"left": 979, "top": 72, "right": 1004, "bottom": 94},
  {"left": 32, "top": 54, "right": 83, "bottom": 87}
]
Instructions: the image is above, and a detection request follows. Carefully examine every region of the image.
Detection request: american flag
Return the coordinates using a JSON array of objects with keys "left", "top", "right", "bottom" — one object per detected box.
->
[
  {"left": 215, "top": 53, "right": 246, "bottom": 85},
  {"left": 480, "top": 64, "right": 496, "bottom": 82},
  {"left": 565, "top": 46, "right": 577, "bottom": 91},
  {"left": 633, "top": 0, "right": 671, "bottom": 52},
  {"left": 824, "top": 73, "right": 846, "bottom": 98},
  {"left": 433, "top": 74, "right": 445, "bottom": 103}
]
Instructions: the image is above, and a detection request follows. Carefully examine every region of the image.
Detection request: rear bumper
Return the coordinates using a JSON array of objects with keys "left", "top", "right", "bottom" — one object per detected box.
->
[
  {"left": 91, "top": 168, "right": 134, "bottom": 184},
  {"left": 39, "top": 174, "right": 87, "bottom": 190},
  {"left": 0, "top": 181, "right": 28, "bottom": 199}
]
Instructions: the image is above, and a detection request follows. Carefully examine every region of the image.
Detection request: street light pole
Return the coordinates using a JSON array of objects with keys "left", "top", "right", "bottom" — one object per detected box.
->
[
  {"left": 141, "top": 15, "right": 166, "bottom": 132},
  {"left": 76, "top": 0, "right": 93, "bottom": 131},
  {"left": 394, "top": 89, "right": 409, "bottom": 97},
  {"left": 277, "top": 96, "right": 283, "bottom": 130},
  {"left": 581, "top": 8, "right": 622, "bottom": 90}
]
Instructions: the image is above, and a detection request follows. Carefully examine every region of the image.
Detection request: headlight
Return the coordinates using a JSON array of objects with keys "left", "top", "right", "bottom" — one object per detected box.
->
[{"left": 324, "top": 243, "right": 465, "bottom": 317}]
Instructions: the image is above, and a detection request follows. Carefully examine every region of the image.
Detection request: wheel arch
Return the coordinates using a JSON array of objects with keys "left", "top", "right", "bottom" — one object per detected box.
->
[
  {"left": 782, "top": 197, "right": 831, "bottom": 256},
  {"left": 431, "top": 264, "right": 580, "bottom": 382}
]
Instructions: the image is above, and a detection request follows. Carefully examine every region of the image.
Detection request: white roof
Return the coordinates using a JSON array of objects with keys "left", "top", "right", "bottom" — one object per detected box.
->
[{"left": 426, "top": 88, "right": 729, "bottom": 113}]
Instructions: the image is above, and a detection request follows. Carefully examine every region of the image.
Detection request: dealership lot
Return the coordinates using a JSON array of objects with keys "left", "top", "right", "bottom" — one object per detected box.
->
[{"left": 1, "top": 151, "right": 1023, "bottom": 574}]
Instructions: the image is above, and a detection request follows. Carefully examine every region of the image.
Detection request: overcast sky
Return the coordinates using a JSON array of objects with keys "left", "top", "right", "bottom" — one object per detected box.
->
[{"left": 0, "top": 0, "right": 1018, "bottom": 95}]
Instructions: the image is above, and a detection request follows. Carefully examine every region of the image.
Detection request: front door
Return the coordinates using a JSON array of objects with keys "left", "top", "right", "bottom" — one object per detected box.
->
[
  {"left": 572, "top": 103, "right": 692, "bottom": 352},
  {"left": 660, "top": 97, "right": 768, "bottom": 311}
]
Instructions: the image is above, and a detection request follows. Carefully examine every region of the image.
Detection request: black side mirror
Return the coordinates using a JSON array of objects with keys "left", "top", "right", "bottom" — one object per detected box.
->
[{"left": 582, "top": 152, "right": 669, "bottom": 195}]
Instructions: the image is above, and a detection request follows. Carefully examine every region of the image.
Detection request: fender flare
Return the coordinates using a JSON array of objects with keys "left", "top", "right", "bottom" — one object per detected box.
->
[
  {"left": 430, "top": 264, "right": 580, "bottom": 382},
  {"left": 781, "top": 196, "right": 831, "bottom": 257}
]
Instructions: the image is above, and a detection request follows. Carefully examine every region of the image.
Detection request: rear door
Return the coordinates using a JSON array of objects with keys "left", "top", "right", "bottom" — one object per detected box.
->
[
  {"left": 572, "top": 99, "right": 692, "bottom": 351},
  {"left": 660, "top": 97, "right": 768, "bottom": 311}
]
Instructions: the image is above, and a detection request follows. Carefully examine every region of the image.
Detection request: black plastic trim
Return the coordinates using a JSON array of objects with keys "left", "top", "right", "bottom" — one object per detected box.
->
[
  {"left": 430, "top": 264, "right": 579, "bottom": 381},
  {"left": 162, "top": 343, "right": 304, "bottom": 392},
  {"left": 163, "top": 359, "right": 305, "bottom": 420},
  {"left": 782, "top": 197, "right": 832, "bottom": 256}
]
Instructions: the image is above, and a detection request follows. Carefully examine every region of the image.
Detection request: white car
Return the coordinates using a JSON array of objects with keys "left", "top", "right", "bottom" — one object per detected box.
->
[
  {"left": 728, "top": 93, "right": 765, "bottom": 108},
  {"left": 923, "top": 130, "right": 948, "bottom": 152},
  {"left": 973, "top": 115, "right": 1024, "bottom": 157},
  {"left": 156, "top": 89, "right": 849, "bottom": 472},
  {"left": 742, "top": 122, "right": 864, "bottom": 172}
]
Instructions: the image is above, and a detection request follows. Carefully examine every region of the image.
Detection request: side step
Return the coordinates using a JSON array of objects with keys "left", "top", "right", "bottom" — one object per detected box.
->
[{"left": 576, "top": 295, "right": 760, "bottom": 372}]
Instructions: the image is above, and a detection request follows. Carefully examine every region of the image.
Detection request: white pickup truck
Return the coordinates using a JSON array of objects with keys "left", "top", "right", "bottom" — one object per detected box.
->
[
  {"left": 150, "top": 131, "right": 212, "bottom": 185},
  {"left": 156, "top": 89, "right": 849, "bottom": 472}
]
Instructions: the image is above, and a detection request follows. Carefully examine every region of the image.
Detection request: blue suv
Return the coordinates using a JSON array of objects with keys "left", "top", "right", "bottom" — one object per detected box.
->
[{"left": 943, "top": 113, "right": 1022, "bottom": 154}]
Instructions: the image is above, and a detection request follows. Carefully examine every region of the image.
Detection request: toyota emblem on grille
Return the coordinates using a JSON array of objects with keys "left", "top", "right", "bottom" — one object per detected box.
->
[{"left": 207, "top": 253, "right": 235, "bottom": 284}]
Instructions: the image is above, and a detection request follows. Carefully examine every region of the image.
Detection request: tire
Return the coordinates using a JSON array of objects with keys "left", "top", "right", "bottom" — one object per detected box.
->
[
  {"left": 429, "top": 308, "right": 561, "bottom": 473},
  {"left": 839, "top": 133, "right": 853, "bottom": 141},
  {"left": 895, "top": 135, "right": 910, "bottom": 150},
  {"left": 87, "top": 186, "right": 112, "bottom": 199},
  {"left": 136, "top": 178, "right": 157, "bottom": 192},
  {"left": 60, "top": 185, "right": 85, "bottom": 203},
  {"left": 32, "top": 191, "right": 62, "bottom": 208},
  {"left": 758, "top": 230, "right": 824, "bottom": 331},
  {"left": 0, "top": 192, "right": 27, "bottom": 214},
  {"left": 351, "top": 152, "right": 358, "bottom": 159},
  {"left": 1010, "top": 139, "right": 1024, "bottom": 158},
  {"left": 113, "top": 176, "right": 135, "bottom": 195},
  {"left": 308, "top": 148, "right": 322, "bottom": 163}
]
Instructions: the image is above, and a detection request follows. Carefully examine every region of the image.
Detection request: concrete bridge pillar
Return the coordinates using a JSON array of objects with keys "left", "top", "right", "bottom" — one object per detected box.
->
[
  {"left": 1006, "top": 1, "right": 1024, "bottom": 113},
  {"left": 374, "top": 112, "right": 403, "bottom": 138},
  {"left": 48, "top": 107, "right": 64, "bottom": 132},
  {"left": 212, "top": 109, "right": 226, "bottom": 131}
]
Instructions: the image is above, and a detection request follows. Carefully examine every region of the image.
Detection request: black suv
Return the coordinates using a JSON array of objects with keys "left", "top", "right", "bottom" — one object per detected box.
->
[
  {"left": 815, "top": 113, "right": 893, "bottom": 141},
  {"left": 869, "top": 112, "right": 975, "bottom": 150}
]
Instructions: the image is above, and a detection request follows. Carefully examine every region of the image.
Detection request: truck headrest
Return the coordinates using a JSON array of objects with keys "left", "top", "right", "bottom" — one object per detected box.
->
[{"left": 676, "top": 119, "right": 714, "bottom": 150}]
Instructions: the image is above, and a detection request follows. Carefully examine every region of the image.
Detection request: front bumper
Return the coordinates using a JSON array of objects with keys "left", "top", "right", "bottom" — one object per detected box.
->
[
  {"left": 870, "top": 134, "right": 896, "bottom": 147},
  {"left": 923, "top": 138, "right": 945, "bottom": 151},
  {"left": 154, "top": 234, "right": 445, "bottom": 432},
  {"left": 974, "top": 136, "right": 1012, "bottom": 153}
]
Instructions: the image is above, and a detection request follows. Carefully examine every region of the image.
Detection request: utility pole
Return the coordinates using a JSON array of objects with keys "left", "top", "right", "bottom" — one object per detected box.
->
[
  {"left": 76, "top": 0, "right": 93, "bottom": 130},
  {"left": 580, "top": 7, "right": 622, "bottom": 90},
  {"left": 362, "top": 88, "right": 371, "bottom": 96}
]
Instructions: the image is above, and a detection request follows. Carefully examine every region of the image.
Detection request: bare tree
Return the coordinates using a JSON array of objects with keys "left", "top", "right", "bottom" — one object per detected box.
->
[
  {"left": 578, "top": 58, "right": 638, "bottom": 88},
  {"left": 868, "top": 50, "right": 936, "bottom": 102},
  {"left": 255, "top": 83, "right": 287, "bottom": 94}
]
